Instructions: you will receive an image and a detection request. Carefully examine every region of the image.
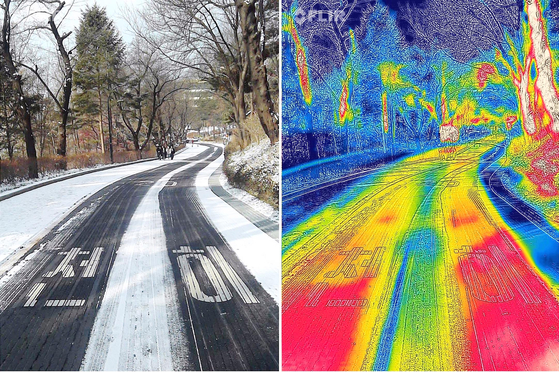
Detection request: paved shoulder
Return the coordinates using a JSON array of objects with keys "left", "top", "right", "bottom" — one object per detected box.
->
[{"left": 208, "top": 165, "right": 279, "bottom": 241}]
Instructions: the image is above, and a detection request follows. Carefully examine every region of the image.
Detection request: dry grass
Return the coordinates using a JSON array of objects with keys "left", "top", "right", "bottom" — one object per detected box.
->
[{"left": 0, "top": 147, "right": 157, "bottom": 184}]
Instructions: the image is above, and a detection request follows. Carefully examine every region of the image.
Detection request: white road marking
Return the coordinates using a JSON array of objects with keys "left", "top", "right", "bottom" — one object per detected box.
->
[
  {"left": 206, "top": 246, "right": 259, "bottom": 304},
  {"left": 24, "top": 282, "right": 46, "bottom": 307},
  {"left": 44, "top": 247, "right": 81, "bottom": 278},
  {"left": 177, "top": 253, "right": 233, "bottom": 303},
  {"left": 173, "top": 245, "right": 259, "bottom": 304},
  {"left": 172, "top": 246, "right": 203, "bottom": 254},
  {"left": 22, "top": 246, "right": 102, "bottom": 308},
  {"left": 82, "top": 247, "right": 103, "bottom": 278},
  {"left": 44, "top": 299, "right": 85, "bottom": 307}
]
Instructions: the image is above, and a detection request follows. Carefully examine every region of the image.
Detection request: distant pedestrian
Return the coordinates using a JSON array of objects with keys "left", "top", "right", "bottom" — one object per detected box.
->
[
  {"left": 163, "top": 147, "right": 167, "bottom": 160},
  {"left": 156, "top": 145, "right": 163, "bottom": 160},
  {"left": 170, "top": 146, "right": 175, "bottom": 160}
]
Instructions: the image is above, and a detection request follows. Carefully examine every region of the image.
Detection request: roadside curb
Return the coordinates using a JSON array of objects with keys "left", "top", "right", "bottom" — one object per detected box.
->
[{"left": 0, "top": 157, "right": 160, "bottom": 202}]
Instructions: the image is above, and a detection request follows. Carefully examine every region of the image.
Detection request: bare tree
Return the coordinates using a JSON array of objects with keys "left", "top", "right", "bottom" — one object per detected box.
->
[
  {"left": 1, "top": 0, "right": 38, "bottom": 177},
  {"left": 118, "top": 39, "right": 186, "bottom": 157},
  {"left": 133, "top": 0, "right": 246, "bottom": 119},
  {"left": 127, "top": 0, "right": 278, "bottom": 146},
  {"left": 21, "top": 0, "right": 75, "bottom": 165}
]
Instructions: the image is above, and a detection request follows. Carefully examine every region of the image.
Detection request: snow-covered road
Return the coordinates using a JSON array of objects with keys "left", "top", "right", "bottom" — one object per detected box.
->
[
  {"left": 197, "top": 153, "right": 280, "bottom": 303},
  {"left": 0, "top": 146, "right": 206, "bottom": 271},
  {"left": 81, "top": 157, "right": 206, "bottom": 371},
  {"left": 0, "top": 144, "right": 279, "bottom": 371}
]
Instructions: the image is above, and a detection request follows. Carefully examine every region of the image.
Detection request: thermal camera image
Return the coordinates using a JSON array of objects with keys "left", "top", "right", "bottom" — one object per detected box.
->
[{"left": 281, "top": 0, "right": 559, "bottom": 370}]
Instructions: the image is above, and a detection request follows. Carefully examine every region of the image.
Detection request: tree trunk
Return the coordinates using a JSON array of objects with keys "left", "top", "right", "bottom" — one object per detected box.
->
[
  {"left": 2, "top": 1, "right": 38, "bottom": 178},
  {"left": 6, "top": 127, "right": 13, "bottom": 160},
  {"left": 3, "top": 76, "right": 37, "bottom": 175},
  {"left": 48, "top": 3, "right": 73, "bottom": 160},
  {"left": 234, "top": 56, "right": 248, "bottom": 148},
  {"left": 38, "top": 120, "right": 45, "bottom": 157},
  {"left": 58, "top": 107, "right": 68, "bottom": 156},
  {"left": 515, "top": 55, "right": 537, "bottom": 135},
  {"left": 237, "top": 0, "right": 279, "bottom": 145},
  {"left": 22, "top": 109, "right": 38, "bottom": 178},
  {"left": 56, "top": 77, "right": 70, "bottom": 169},
  {"left": 526, "top": 0, "right": 559, "bottom": 133},
  {"left": 98, "top": 91, "right": 105, "bottom": 153},
  {"left": 133, "top": 133, "right": 141, "bottom": 159},
  {"left": 1, "top": 86, "right": 13, "bottom": 160},
  {"left": 74, "top": 125, "right": 80, "bottom": 150},
  {"left": 107, "top": 98, "right": 114, "bottom": 163}
]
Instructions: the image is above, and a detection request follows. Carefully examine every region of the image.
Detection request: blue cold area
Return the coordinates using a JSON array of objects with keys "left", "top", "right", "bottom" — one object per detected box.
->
[
  {"left": 479, "top": 145, "right": 559, "bottom": 285},
  {"left": 282, "top": 149, "right": 408, "bottom": 233}
]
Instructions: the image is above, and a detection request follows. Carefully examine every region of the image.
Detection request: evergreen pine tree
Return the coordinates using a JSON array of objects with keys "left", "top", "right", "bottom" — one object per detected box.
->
[{"left": 73, "top": 5, "right": 124, "bottom": 158}]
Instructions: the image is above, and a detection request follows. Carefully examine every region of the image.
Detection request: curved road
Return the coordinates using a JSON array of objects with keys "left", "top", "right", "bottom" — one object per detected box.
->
[
  {"left": 282, "top": 137, "right": 559, "bottom": 371},
  {"left": 0, "top": 144, "right": 279, "bottom": 371}
]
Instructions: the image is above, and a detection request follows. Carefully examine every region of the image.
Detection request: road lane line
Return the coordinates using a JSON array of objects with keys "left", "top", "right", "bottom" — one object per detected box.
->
[
  {"left": 206, "top": 245, "right": 259, "bottom": 304},
  {"left": 23, "top": 282, "right": 45, "bottom": 307}
]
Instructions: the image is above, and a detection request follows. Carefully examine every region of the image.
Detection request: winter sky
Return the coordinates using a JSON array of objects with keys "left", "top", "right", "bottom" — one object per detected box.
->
[
  {"left": 30, "top": 0, "right": 145, "bottom": 44},
  {"left": 73, "top": 0, "right": 144, "bottom": 42}
]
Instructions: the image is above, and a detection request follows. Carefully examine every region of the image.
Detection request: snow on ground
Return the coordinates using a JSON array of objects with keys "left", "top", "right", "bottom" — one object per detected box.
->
[
  {"left": 0, "top": 164, "right": 109, "bottom": 195},
  {"left": 0, "top": 146, "right": 206, "bottom": 271},
  {"left": 81, "top": 160, "right": 204, "bottom": 371},
  {"left": 219, "top": 173, "right": 279, "bottom": 222},
  {"left": 0, "top": 249, "right": 41, "bottom": 288},
  {"left": 196, "top": 151, "right": 280, "bottom": 303},
  {"left": 225, "top": 138, "right": 280, "bottom": 192},
  {"left": 1, "top": 141, "right": 278, "bottom": 368}
]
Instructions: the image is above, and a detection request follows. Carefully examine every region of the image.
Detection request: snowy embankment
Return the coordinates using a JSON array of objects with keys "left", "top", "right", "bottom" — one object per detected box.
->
[
  {"left": 197, "top": 151, "right": 280, "bottom": 303},
  {"left": 223, "top": 139, "right": 279, "bottom": 208},
  {"left": 0, "top": 146, "right": 206, "bottom": 273}
]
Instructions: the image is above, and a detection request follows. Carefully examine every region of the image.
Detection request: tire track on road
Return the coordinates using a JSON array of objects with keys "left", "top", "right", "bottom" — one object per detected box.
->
[
  {"left": 0, "top": 148, "right": 214, "bottom": 370},
  {"left": 160, "top": 145, "right": 279, "bottom": 371}
]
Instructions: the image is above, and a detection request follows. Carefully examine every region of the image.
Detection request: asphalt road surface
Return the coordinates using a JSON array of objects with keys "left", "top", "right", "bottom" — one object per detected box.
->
[
  {"left": 160, "top": 151, "right": 279, "bottom": 371},
  {"left": 0, "top": 144, "right": 279, "bottom": 371}
]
